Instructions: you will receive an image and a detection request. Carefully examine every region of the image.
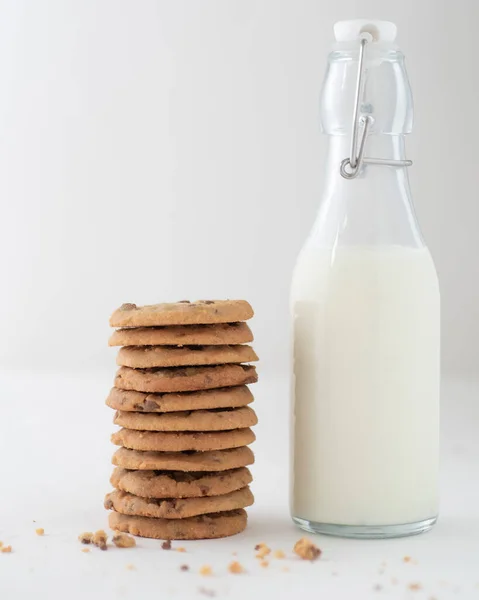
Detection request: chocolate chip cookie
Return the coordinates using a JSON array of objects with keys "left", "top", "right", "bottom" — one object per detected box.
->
[
  {"left": 112, "top": 446, "right": 254, "bottom": 471},
  {"left": 116, "top": 344, "right": 258, "bottom": 369},
  {"left": 110, "top": 467, "right": 253, "bottom": 498},
  {"left": 105, "top": 487, "right": 254, "bottom": 519},
  {"left": 115, "top": 364, "right": 258, "bottom": 393},
  {"left": 106, "top": 386, "right": 253, "bottom": 413},
  {"left": 113, "top": 406, "right": 257, "bottom": 432},
  {"left": 109, "top": 508, "right": 247, "bottom": 540},
  {"left": 111, "top": 427, "right": 255, "bottom": 452},
  {"left": 109, "top": 322, "right": 253, "bottom": 347},
  {"left": 110, "top": 300, "right": 253, "bottom": 328}
]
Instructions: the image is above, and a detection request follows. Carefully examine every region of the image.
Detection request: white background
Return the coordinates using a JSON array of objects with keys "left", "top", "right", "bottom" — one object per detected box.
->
[
  {"left": 0, "top": 0, "right": 478, "bottom": 377},
  {"left": 1, "top": 2, "right": 478, "bottom": 599}
]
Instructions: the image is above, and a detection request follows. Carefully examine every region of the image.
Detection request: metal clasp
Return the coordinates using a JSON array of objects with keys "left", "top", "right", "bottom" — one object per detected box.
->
[{"left": 339, "top": 36, "right": 412, "bottom": 180}]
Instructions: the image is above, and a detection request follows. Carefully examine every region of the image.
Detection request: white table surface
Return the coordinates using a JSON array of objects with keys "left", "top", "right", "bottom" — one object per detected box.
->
[{"left": 0, "top": 370, "right": 478, "bottom": 599}]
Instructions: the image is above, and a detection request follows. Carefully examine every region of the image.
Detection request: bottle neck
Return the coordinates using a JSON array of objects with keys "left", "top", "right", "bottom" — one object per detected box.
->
[{"left": 309, "top": 134, "right": 424, "bottom": 249}]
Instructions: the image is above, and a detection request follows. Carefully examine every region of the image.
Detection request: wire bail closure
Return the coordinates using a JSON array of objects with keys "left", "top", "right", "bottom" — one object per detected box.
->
[{"left": 339, "top": 36, "right": 413, "bottom": 180}]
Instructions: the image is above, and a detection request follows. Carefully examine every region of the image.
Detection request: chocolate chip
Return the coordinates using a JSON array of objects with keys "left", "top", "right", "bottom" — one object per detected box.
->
[
  {"left": 180, "top": 564, "right": 189, "bottom": 571},
  {"left": 201, "top": 301, "right": 215, "bottom": 305},
  {"left": 104, "top": 498, "right": 114, "bottom": 510},
  {"left": 143, "top": 399, "right": 160, "bottom": 411},
  {"left": 199, "top": 485, "right": 210, "bottom": 496},
  {"left": 161, "top": 540, "right": 172, "bottom": 550},
  {"left": 120, "top": 303, "right": 137, "bottom": 311}
]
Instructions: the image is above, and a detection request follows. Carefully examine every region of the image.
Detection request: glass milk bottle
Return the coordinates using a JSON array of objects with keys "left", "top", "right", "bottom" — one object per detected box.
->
[{"left": 290, "top": 20, "right": 440, "bottom": 538}]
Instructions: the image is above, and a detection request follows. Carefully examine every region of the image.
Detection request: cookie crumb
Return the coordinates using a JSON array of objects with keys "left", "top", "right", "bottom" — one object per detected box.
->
[
  {"left": 403, "top": 556, "right": 412, "bottom": 563},
  {"left": 176, "top": 546, "right": 186, "bottom": 553},
  {"left": 81, "top": 548, "right": 90, "bottom": 554},
  {"left": 125, "top": 563, "right": 135, "bottom": 570},
  {"left": 1, "top": 546, "right": 12, "bottom": 553},
  {"left": 93, "top": 529, "right": 108, "bottom": 551},
  {"left": 256, "top": 544, "right": 271, "bottom": 559},
  {"left": 180, "top": 564, "right": 189, "bottom": 572},
  {"left": 293, "top": 537, "right": 321, "bottom": 561},
  {"left": 198, "top": 588, "right": 216, "bottom": 598},
  {"left": 161, "top": 540, "right": 172, "bottom": 550},
  {"left": 254, "top": 542, "right": 266, "bottom": 551},
  {"left": 260, "top": 560, "right": 269, "bottom": 568},
  {"left": 112, "top": 533, "right": 136, "bottom": 548},
  {"left": 78, "top": 532, "right": 94, "bottom": 545},
  {"left": 199, "top": 565, "right": 212, "bottom": 576},
  {"left": 35, "top": 528, "right": 44, "bottom": 536},
  {"left": 273, "top": 549, "right": 285, "bottom": 559},
  {"left": 408, "top": 583, "right": 422, "bottom": 591},
  {"left": 228, "top": 561, "right": 244, "bottom": 574},
  {"left": 373, "top": 584, "right": 383, "bottom": 592}
]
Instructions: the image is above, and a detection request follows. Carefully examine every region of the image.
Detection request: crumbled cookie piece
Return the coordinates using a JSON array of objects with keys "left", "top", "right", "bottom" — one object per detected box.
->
[
  {"left": 176, "top": 546, "right": 186, "bottom": 553},
  {"left": 81, "top": 548, "right": 90, "bottom": 554},
  {"left": 260, "top": 560, "right": 269, "bottom": 568},
  {"left": 254, "top": 542, "right": 266, "bottom": 551},
  {"left": 126, "top": 563, "right": 135, "bottom": 570},
  {"left": 1, "top": 546, "right": 12, "bottom": 553},
  {"left": 198, "top": 588, "right": 216, "bottom": 598},
  {"left": 256, "top": 544, "right": 271, "bottom": 559},
  {"left": 93, "top": 530, "right": 108, "bottom": 551},
  {"left": 180, "top": 564, "right": 189, "bottom": 572},
  {"left": 403, "top": 556, "right": 412, "bottom": 563},
  {"left": 408, "top": 583, "right": 422, "bottom": 591},
  {"left": 228, "top": 561, "right": 244, "bottom": 574},
  {"left": 273, "top": 549, "right": 285, "bottom": 559},
  {"left": 293, "top": 537, "right": 321, "bottom": 561},
  {"left": 78, "top": 532, "right": 94, "bottom": 545},
  {"left": 112, "top": 533, "right": 136, "bottom": 548},
  {"left": 199, "top": 565, "right": 212, "bottom": 576},
  {"left": 35, "top": 528, "right": 44, "bottom": 536},
  {"left": 161, "top": 540, "right": 172, "bottom": 550}
]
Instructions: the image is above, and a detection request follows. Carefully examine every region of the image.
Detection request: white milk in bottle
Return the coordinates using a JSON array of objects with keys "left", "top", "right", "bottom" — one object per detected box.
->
[{"left": 290, "top": 20, "right": 440, "bottom": 538}]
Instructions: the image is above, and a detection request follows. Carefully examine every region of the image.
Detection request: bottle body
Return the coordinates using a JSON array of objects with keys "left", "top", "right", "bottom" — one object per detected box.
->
[
  {"left": 290, "top": 62, "right": 440, "bottom": 536},
  {"left": 291, "top": 242, "right": 440, "bottom": 533}
]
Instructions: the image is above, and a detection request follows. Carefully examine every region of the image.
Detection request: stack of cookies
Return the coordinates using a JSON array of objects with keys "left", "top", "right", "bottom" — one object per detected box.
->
[{"left": 104, "top": 300, "right": 258, "bottom": 540}]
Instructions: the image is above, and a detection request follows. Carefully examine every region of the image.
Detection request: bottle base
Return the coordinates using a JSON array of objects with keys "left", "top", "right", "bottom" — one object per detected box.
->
[{"left": 292, "top": 515, "right": 437, "bottom": 539}]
